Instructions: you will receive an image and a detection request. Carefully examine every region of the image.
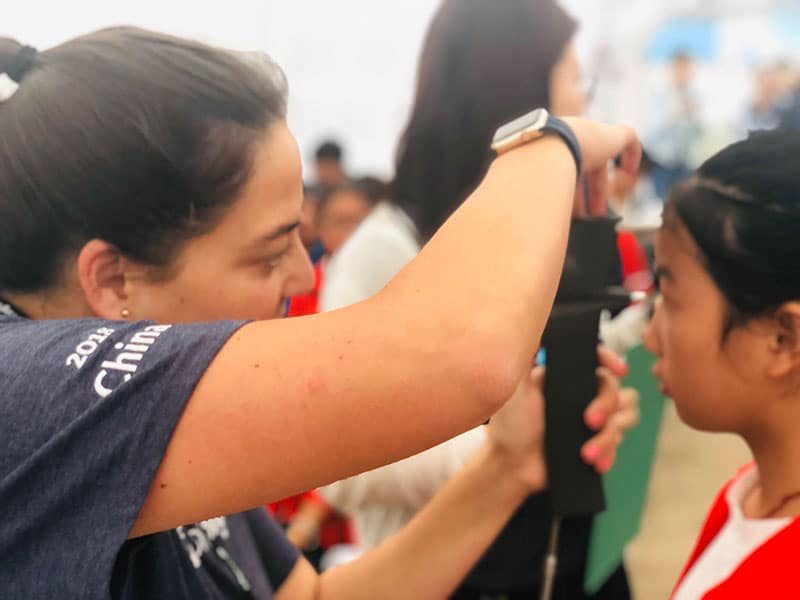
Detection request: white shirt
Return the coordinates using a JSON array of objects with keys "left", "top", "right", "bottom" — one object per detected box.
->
[
  {"left": 321, "top": 202, "right": 419, "bottom": 312},
  {"left": 321, "top": 429, "right": 485, "bottom": 550}
]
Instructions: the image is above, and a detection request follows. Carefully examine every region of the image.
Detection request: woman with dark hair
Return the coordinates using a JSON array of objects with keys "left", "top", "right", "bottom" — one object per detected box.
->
[
  {"left": 320, "top": 1, "right": 638, "bottom": 598},
  {"left": 645, "top": 131, "right": 800, "bottom": 598},
  {"left": 0, "top": 27, "right": 639, "bottom": 599},
  {"left": 394, "top": 0, "right": 586, "bottom": 238}
]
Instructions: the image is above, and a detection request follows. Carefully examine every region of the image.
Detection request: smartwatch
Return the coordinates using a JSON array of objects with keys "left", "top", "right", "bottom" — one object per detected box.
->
[{"left": 491, "top": 108, "right": 582, "bottom": 176}]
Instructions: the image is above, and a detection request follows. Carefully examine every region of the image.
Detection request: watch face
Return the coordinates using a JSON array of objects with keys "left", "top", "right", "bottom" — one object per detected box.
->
[{"left": 492, "top": 108, "right": 549, "bottom": 146}]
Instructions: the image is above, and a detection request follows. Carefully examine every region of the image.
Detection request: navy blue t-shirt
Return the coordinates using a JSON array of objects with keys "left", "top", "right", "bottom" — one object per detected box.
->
[{"left": 0, "top": 313, "right": 300, "bottom": 599}]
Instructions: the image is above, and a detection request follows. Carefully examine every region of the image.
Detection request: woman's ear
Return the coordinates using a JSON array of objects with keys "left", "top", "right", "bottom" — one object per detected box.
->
[
  {"left": 76, "top": 240, "right": 131, "bottom": 320},
  {"left": 766, "top": 302, "right": 800, "bottom": 379}
]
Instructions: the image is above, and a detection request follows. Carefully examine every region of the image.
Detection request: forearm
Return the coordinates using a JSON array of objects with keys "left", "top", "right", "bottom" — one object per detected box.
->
[
  {"left": 382, "top": 137, "right": 575, "bottom": 388},
  {"left": 318, "top": 441, "right": 535, "bottom": 600},
  {"left": 320, "top": 428, "right": 486, "bottom": 516}
]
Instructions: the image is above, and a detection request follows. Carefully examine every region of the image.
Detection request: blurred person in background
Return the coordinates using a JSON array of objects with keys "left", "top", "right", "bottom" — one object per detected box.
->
[
  {"left": 313, "top": 139, "right": 347, "bottom": 189},
  {"left": 0, "top": 27, "right": 639, "bottom": 599},
  {"left": 778, "top": 62, "right": 800, "bottom": 132},
  {"left": 316, "top": 181, "right": 377, "bottom": 257},
  {"left": 288, "top": 180, "right": 376, "bottom": 317},
  {"left": 354, "top": 174, "right": 390, "bottom": 206},
  {"left": 268, "top": 489, "right": 355, "bottom": 572},
  {"left": 320, "top": 1, "right": 640, "bottom": 598},
  {"left": 645, "top": 51, "right": 704, "bottom": 199},
  {"left": 299, "top": 184, "right": 326, "bottom": 264},
  {"left": 745, "top": 63, "right": 792, "bottom": 132}
]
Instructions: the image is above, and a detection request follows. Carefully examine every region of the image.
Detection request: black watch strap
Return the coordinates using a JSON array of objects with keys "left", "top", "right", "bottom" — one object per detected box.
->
[{"left": 543, "top": 116, "right": 583, "bottom": 177}]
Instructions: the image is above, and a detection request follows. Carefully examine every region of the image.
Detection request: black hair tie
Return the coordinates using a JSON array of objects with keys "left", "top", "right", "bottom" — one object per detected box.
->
[{"left": 7, "top": 45, "right": 38, "bottom": 83}]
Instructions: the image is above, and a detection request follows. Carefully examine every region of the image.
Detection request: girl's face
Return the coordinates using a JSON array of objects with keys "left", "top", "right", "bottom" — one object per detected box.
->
[
  {"left": 644, "top": 224, "right": 773, "bottom": 433},
  {"left": 125, "top": 122, "right": 315, "bottom": 323}
]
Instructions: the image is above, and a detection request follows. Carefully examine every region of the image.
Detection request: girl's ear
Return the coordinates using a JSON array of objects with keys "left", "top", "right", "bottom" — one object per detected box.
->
[{"left": 765, "top": 302, "right": 800, "bottom": 379}]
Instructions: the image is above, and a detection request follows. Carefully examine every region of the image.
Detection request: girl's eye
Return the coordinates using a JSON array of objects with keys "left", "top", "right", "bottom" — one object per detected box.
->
[{"left": 266, "top": 248, "right": 289, "bottom": 270}]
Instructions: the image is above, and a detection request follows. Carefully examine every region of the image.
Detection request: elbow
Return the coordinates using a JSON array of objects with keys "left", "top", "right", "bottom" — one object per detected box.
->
[
  {"left": 447, "top": 329, "right": 530, "bottom": 418},
  {"left": 371, "top": 291, "right": 534, "bottom": 419},
  {"left": 476, "top": 349, "right": 528, "bottom": 416}
]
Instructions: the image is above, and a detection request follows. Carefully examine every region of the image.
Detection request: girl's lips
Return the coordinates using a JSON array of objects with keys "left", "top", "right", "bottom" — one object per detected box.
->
[{"left": 652, "top": 364, "right": 669, "bottom": 396}]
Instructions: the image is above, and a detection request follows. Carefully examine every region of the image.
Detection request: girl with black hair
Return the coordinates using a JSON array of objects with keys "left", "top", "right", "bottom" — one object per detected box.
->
[
  {"left": 0, "top": 27, "right": 638, "bottom": 599},
  {"left": 644, "top": 131, "right": 800, "bottom": 598}
]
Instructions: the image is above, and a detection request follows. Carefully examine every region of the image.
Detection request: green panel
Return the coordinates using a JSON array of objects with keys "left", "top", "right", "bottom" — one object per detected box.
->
[{"left": 585, "top": 345, "right": 667, "bottom": 593}]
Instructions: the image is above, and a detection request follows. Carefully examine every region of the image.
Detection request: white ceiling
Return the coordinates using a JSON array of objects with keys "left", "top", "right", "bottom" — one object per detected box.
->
[{"left": 3, "top": 0, "right": 797, "bottom": 176}]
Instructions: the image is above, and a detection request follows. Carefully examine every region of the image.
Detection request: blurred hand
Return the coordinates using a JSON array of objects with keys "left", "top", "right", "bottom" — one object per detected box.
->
[
  {"left": 580, "top": 347, "right": 640, "bottom": 475},
  {"left": 485, "top": 365, "right": 547, "bottom": 491},
  {"left": 594, "top": 346, "right": 640, "bottom": 433},
  {"left": 562, "top": 118, "right": 641, "bottom": 217},
  {"left": 486, "top": 345, "right": 637, "bottom": 492},
  {"left": 615, "top": 387, "right": 641, "bottom": 431},
  {"left": 285, "top": 500, "right": 327, "bottom": 551}
]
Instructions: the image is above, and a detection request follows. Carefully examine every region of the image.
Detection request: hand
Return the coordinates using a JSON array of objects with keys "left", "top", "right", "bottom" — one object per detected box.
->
[
  {"left": 486, "top": 346, "right": 635, "bottom": 491},
  {"left": 562, "top": 118, "right": 641, "bottom": 216},
  {"left": 614, "top": 387, "right": 640, "bottom": 432},
  {"left": 285, "top": 499, "right": 328, "bottom": 551},
  {"left": 286, "top": 518, "right": 319, "bottom": 551},
  {"left": 486, "top": 365, "right": 547, "bottom": 491},
  {"left": 580, "top": 347, "right": 634, "bottom": 475}
]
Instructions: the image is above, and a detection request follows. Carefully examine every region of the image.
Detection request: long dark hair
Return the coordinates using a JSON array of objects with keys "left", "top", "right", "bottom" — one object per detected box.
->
[
  {"left": 393, "top": 0, "right": 577, "bottom": 239},
  {"left": 666, "top": 131, "right": 800, "bottom": 329},
  {"left": 0, "top": 27, "right": 287, "bottom": 293}
]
